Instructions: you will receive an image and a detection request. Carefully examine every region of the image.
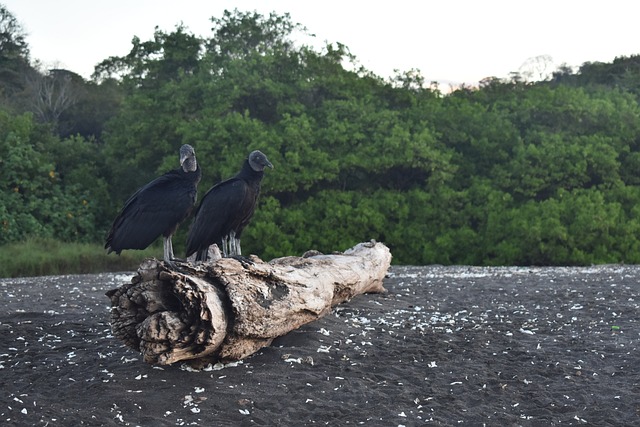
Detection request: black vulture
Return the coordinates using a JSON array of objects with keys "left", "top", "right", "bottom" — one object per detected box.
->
[
  {"left": 186, "top": 150, "right": 273, "bottom": 261},
  {"left": 105, "top": 144, "right": 201, "bottom": 263}
]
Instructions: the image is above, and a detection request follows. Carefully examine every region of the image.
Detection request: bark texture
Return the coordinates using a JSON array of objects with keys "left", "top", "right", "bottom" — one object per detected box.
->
[{"left": 106, "top": 240, "right": 392, "bottom": 365}]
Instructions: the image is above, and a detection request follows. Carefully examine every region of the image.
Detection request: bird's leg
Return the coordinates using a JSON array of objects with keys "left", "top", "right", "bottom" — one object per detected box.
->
[
  {"left": 163, "top": 236, "right": 174, "bottom": 263},
  {"left": 228, "top": 235, "right": 251, "bottom": 265},
  {"left": 228, "top": 230, "right": 237, "bottom": 256},
  {"left": 163, "top": 236, "right": 188, "bottom": 270},
  {"left": 221, "top": 235, "right": 229, "bottom": 257},
  {"left": 195, "top": 248, "right": 208, "bottom": 262}
]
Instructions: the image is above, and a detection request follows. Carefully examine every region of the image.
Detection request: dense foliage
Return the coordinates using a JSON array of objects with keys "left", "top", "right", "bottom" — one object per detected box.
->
[{"left": 3, "top": 6, "right": 640, "bottom": 265}]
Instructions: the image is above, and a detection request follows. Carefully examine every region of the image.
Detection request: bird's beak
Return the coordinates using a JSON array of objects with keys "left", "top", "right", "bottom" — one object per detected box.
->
[
  {"left": 266, "top": 160, "right": 274, "bottom": 169},
  {"left": 180, "top": 151, "right": 191, "bottom": 166}
]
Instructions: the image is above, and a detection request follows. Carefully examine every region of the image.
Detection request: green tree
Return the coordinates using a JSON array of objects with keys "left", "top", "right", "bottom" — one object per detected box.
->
[
  {"left": 0, "top": 4, "right": 33, "bottom": 108},
  {"left": 6, "top": 7, "right": 637, "bottom": 267},
  {"left": 0, "top": 109, "right": 104, "bottom": 243}
]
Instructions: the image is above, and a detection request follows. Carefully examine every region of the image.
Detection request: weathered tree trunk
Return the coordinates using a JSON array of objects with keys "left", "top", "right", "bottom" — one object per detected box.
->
[{"left": 106, "top": 241, "right": 392, "bottom": 365}]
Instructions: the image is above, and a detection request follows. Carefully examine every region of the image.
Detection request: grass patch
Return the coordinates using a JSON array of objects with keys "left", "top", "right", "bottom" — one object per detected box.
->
[{"left": 0, "top": 238, "right": 162, "bottom": 278}]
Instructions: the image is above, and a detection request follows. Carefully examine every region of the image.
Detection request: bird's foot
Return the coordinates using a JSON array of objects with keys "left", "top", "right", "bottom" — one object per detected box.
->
[
  {"left": 163, "top": 257, "right": 189, "bottom": 271},
  {"left": 228, "top": 254, "right": 255, "bottom": 267}
]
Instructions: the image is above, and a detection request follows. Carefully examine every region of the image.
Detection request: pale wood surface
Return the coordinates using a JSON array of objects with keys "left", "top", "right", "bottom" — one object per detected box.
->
[{"left": 106, "top": 241, "right": 392, "bottom": 365}]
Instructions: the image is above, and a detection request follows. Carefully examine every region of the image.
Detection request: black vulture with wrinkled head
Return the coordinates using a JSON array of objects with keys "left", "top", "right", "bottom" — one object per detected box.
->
[
  {"left": 186, "top": 150, "right": 273, "bottom": 261},
  {"left": 105, "top": 144, "right": 201, "bottom": 263}
]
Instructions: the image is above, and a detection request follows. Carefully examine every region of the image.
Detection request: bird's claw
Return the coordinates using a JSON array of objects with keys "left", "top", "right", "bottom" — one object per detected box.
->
[
  {"left": 164, "top": 257, "right": 189, "bottom": 272},
  {"left": 229, "top": 254, "right": 254, "bottom": 267}
]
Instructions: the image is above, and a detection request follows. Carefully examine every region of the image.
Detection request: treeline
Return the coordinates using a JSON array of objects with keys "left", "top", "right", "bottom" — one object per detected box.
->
[{"left": 2, "top": 6, "right": 640, "bottom": 265}]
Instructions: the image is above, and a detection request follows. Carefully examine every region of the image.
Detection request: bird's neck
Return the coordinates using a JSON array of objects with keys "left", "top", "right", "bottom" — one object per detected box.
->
[
  {"left": 238, "top": 160, "right": 264, "bottom": 182},
  {"left": 182, "top": 157, "right": 198, "bottom": 173}
]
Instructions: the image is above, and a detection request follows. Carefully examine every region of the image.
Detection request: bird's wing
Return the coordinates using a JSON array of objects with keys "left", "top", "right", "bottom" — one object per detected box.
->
[
  {"left": 186, "top": 178, "right": 248, "bottom": 255},
  {"left": 107, "top": 170, "right": 196, "bottom": 252}
]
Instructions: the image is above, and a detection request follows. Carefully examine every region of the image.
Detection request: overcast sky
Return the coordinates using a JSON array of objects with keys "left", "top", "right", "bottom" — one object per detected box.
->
[{"left": 3, "top": 0, "right": 640, "bottom": 85}]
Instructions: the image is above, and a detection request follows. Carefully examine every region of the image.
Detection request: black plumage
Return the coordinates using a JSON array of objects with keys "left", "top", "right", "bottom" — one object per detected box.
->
[
  {"left": 186, "top": 150, "right": 273, "bottom": 261},
  {"left": 105, "top": 144, "right": 201, "bottom": 262}
]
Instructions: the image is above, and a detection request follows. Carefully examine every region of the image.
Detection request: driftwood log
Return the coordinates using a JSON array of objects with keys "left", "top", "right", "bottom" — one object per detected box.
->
[{"left": 106, "top": 241, "right": 392, "bottom": 365}]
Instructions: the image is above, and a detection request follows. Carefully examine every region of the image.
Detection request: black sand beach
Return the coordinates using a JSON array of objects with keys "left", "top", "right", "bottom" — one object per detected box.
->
[{"left": 1, "top": 265, "right": 639, "bottom": 426}]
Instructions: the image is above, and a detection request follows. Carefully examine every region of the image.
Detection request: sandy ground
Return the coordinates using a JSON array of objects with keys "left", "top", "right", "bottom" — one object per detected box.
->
[{"left": 1, "top": 265, "right": 639, "bottom": 426}]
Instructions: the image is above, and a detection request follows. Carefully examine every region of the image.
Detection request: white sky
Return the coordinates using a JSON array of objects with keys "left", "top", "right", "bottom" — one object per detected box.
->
[{"left": 3, "top": 0, "right": 640, "bottom": 85}]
